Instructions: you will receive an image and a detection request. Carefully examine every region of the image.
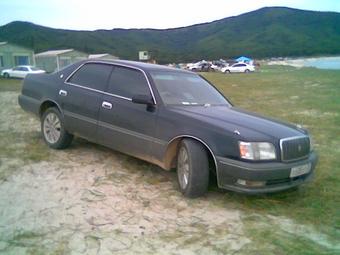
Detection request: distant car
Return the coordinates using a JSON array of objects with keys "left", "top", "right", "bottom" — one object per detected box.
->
[
  {"left": 187, "top": 62, "right": 211, "bottom": 72},
  {"left": 221, "top": 63, "right": 255, "bottom": 73},
  {"left": 210, "top": 62, "right": 228, "bottom": 72},
  {"left": 1, "top": 65, "right": 45, "bottom": 78}
]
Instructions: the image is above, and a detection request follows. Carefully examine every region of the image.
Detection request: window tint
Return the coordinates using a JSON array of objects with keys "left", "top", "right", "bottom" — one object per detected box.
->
[
  {"left": 0, "top": 56, "right": 3, "bottom": 67},
  {"left": 150, "top": 71, "right": 229, "bottom": 106},
  {"left": 68, "top": 63, "right": 112, "bottom": 91},
  {"left": 21, "top": 67, "right": 29, "bottom": 71},
  {"left": 107, "top": 66, "right": 151, "bottom": 98}
]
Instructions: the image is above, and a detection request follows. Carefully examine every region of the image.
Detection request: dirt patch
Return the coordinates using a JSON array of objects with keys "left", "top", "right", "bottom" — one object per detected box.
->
[{"left": 0, "top": 92, "right": 250, "bottom": 254}]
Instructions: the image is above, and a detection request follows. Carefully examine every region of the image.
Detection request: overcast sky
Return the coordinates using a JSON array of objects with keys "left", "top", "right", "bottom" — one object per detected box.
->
[{"left": 1, "top": 0, "right": 339, "bottom": 30}]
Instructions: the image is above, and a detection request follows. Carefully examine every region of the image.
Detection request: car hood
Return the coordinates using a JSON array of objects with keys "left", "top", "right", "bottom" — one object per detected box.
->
[{"left": 168, "top": 105, "right": 305, "bottom": 140}]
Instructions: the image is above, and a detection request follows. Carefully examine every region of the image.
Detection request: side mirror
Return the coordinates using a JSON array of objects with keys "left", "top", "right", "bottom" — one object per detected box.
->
[{"left": 132, "top": 94, "right": 154, "bottom": 105}]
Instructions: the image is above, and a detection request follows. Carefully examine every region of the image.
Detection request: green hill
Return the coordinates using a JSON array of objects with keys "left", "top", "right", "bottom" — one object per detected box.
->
[{"left": 1, "top": 7, "right": 340, "bottom": 63}]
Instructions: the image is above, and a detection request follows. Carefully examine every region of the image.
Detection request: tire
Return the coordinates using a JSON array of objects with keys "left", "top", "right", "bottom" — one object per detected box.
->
[
  {"left": 3, "top": 73, "right": 9, "bottom": 78},
  {"left": 244, "top": 69, "right": 250, "bottom": 73},
  {"left": 224, "top": 70, "right": 231, "bottom": 74},
  {"left": 41, "top": 107, "right": 73, "bottom": 149},
  {"left": 176, "top": 139, "right": 209, "bottom": 198}
]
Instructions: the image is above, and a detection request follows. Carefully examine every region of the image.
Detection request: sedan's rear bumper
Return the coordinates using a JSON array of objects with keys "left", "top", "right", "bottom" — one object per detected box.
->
[
  {"left": 18, "top": 94, "right": 40, "bottom": 116},
  {"left": 215, "top": 151, "right": 318, "bottom": 194}
]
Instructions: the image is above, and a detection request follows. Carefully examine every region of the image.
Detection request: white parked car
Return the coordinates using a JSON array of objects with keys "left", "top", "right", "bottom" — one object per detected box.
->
[
  {"left": 1, "top": 65, "right": 45, "bottom": 78},
  {"left": 221, "top": 63, "right": 255, "bottom": 73}
]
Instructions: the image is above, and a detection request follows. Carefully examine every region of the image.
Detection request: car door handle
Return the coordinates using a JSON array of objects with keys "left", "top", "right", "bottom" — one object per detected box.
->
[
  {"left": 59, "top": 90, "right": 67, "bottom": 96},
  {"left": 102, "top": 101, "right": 112, "bottom": 110}
]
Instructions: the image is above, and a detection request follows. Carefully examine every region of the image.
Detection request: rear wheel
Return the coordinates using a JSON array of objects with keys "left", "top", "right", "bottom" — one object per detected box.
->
[
  {"left": 177, "top": 139, "right": 209, "bottom": 198},
  {"left": 3, "top": 73, "right": 9, "bottom": 78},
  {"left": 41, "top": 107, "right": 73, "bottom": 149}
]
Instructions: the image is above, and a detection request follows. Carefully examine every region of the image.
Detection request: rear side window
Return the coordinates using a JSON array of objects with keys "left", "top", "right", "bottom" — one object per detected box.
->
[
  {"left": 68, "top": 63, "right": 112, "bottom": 91},
  {"left": 107, "top": 66, "right": 151, "bottom": 98}
]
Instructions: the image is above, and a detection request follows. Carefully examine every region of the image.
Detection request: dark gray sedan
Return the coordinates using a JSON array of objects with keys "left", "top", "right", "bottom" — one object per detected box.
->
[{"left": 19, "top": 60, "right": 317, "bottom": 197}]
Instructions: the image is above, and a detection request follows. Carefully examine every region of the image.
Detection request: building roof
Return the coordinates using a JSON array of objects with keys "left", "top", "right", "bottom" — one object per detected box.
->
[
  {"left": 88, "top": 53, "right": 109, "bottom": 59},
  {"left": 0, "top": 41, "right": 33, "bottom": 51},
  {"left": 35, "top": 49, "right": 74, "bottom": 57}
]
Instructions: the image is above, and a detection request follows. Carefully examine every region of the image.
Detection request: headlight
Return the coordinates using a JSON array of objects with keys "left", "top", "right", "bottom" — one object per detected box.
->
[{"left": 239, "top": 141, "right": 276, "bottom": 160}]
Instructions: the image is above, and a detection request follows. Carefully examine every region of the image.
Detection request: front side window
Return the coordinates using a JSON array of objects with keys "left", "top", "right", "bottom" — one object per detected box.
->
[
  {"left": 107, "top": 66, "right": 151, "bottom": 99},
  {"left": 150, "top": 71, "right": 230, "bottom": 106},
  {"left": 0, "top": 56, "right": 3, "bottom": 67},
  {"left": 21, "top": 67, "right": 29, "bottom": 71},
  {"left": 68, "top": 63, "right": 113, "bottom": 91}
]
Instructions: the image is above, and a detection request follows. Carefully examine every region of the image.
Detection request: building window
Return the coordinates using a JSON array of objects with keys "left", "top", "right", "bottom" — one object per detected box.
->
[
  {"left": 0, "top": 56, "right": 3, "bottom": 67},
  {"left": 14, "top": 56, "right": 29, "bottom": 65}
]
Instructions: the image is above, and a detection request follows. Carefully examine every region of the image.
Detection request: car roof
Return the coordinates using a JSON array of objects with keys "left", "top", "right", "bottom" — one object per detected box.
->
[
  {"left": 16, "top": 65, "right": 33, "bottom": 68},
  {"left": 83, "top": 59, "right": 193, "bottom": 74}
]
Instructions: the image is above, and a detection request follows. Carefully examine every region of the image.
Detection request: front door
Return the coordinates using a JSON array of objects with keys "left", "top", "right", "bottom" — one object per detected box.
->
[{"left": 97, "top": 65, "right": 157, "bottom": 160}]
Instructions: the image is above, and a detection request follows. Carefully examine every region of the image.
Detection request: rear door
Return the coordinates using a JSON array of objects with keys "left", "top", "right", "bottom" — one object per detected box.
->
[
  {"left": 97, "top": 65, "right": 157, "bottom": 160},
  {"left": 19, "top": 66, "right": 29, "bottom": 78},
  {"left": 235, "top": 64, "right": 246, "bottom": 72},
  {"left": 61, "top": 63, "right": 113, "bottom": 140}
]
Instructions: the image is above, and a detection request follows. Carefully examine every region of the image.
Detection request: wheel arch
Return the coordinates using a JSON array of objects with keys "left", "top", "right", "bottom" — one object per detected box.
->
[
  {"left": 39, "top": 99, "right": 63, "bottom": 118},
  {"left": 164, "top": 135, "right": 218, "bottom": 173}
]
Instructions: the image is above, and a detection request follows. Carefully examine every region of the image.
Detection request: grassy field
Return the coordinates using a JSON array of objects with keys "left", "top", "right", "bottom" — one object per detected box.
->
[
  {"left": 0, "top": 77, "right": 23, "bottom": 92},
  {"left": 204, "top": 65, "right": 340, "bottom": 253},
  {"left": 0, "top": 66, "right": 339, "bottom": 254}
]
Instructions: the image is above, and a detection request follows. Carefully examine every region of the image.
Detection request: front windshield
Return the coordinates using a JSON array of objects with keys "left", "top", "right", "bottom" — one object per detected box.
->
[{"left": 150, "top": 71, "right": 230, "bottom": 106}]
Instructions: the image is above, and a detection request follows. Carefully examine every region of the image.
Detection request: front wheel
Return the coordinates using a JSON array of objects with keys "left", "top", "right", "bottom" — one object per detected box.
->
[
  {"left": 224, "top": 70, "right": 231, "bottom": 74},
  {"left": 3, "top": 73, "right": 10, "bottom": 78},
  {"left": 177, "top": 139, "right": 209, "bottom": 198},
  {"left": 41, "top": 107, "right": 73, "bottom": 149},
  {"left": 244, "top": 69, "right": 250, "bottom": 73}
]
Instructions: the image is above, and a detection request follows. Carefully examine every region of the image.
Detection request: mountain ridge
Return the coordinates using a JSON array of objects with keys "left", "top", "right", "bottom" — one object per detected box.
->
[{"left": 1, "top": 7, "right": 340, "bottom": 63}]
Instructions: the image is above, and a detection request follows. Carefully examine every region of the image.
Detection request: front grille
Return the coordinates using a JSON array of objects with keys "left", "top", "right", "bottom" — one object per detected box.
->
[{"left": 280, "top": 136, "right": 310, "bottom": 162}]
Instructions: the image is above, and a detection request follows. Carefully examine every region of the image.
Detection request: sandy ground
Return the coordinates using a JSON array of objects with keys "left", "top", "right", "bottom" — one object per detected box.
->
[
  {"left": 0, "top": 91, "right": 250, "bottom": 254},
  {"left": 1, "top": 91, "right": 339, "bottom": 254}
]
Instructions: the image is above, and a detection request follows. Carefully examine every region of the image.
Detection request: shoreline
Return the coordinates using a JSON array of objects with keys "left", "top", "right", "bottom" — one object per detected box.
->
[{"left": 266, "top": 56, "right": 340, "bottom": 69}]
